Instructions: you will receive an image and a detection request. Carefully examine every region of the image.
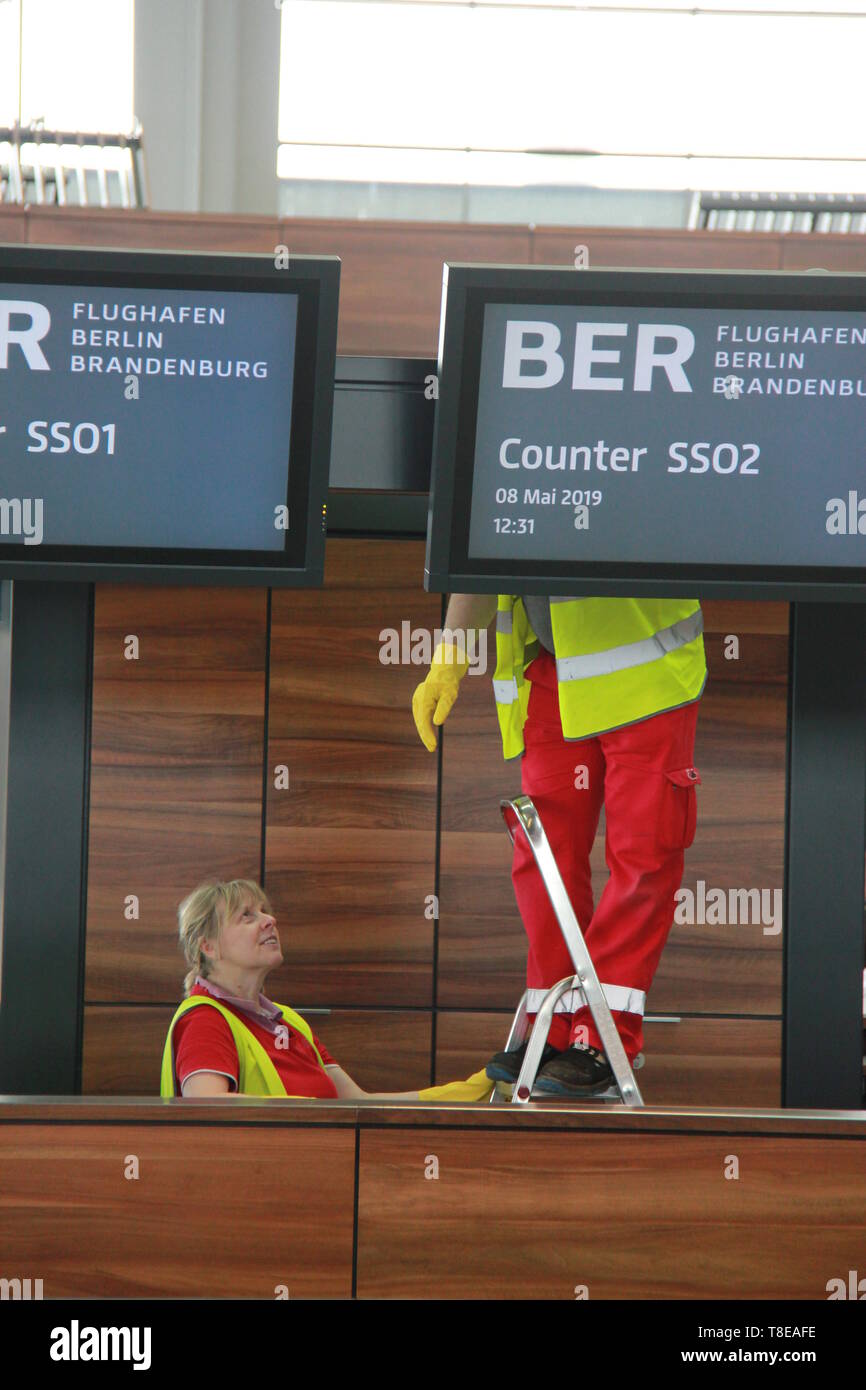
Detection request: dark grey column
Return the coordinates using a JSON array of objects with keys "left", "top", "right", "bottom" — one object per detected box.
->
[
  {"left": 0, "top": 582, "right": 93, "bottom": 1095},
  {"left": 783, "top": 601, "right": 866, "bottom": 1108}
]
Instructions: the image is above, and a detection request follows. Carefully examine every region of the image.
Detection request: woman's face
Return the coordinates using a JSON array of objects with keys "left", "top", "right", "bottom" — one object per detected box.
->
[{"left": 205, "top": 896, "right": 283, "bottom": 971}]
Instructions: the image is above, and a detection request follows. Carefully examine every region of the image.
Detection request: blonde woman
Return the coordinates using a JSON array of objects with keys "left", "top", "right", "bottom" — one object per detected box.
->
[{"left": 160, "top": 878, "right": 432, "bottom": 1100}]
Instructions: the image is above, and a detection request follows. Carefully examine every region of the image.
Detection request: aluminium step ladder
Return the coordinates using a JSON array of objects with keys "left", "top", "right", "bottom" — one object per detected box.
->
[{"left": 491, "top": 794, "right": 644, "bottom": 1108}]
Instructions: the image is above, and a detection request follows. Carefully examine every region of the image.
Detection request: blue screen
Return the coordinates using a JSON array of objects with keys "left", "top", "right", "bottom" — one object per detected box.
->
[{"left": 0, "top": 282, "right": 298, "bottom": 550}]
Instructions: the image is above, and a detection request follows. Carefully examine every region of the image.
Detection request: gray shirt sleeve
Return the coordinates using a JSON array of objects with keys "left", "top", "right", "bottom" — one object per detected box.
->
[{"left": 521, "top": 594, "right": 554, "bottom": 654}]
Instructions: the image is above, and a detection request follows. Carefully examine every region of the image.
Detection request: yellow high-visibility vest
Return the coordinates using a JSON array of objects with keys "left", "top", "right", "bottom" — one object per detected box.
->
[
  {"left": 493, "top": 595, "right": 707, "bottom": 758},
  {"left": 160, "top": 996, "right": 499, "bottom": 1102},
  {"left": 160, "top": 995, "right": 326, "bottom": 1098}
]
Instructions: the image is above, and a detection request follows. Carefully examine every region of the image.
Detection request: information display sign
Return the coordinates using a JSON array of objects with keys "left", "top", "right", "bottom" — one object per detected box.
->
[
  {"left": 425, "top": 265, "right": 866, "bottom": 599},
  {"left": 0, "top": 246, "right": 340, "bottom": 585}
]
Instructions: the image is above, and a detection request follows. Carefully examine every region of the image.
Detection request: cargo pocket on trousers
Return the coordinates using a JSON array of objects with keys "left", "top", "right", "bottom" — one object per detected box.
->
[{"left": 660, "top": 765, "right": 701, "bottom": 851}]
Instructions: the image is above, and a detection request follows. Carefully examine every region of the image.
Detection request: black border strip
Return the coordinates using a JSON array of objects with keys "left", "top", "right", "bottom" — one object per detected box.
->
[
  {"left": 73, "top": 582, "right": 95, "bottom": 1095},
  {"left": 260, "top": 587, "right": 273, "bottom": 889}
]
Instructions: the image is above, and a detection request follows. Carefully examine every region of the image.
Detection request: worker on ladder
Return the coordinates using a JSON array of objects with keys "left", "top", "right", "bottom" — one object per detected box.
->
[{"left": 412, "top": 592, "right": 707, "bottom": 1097}]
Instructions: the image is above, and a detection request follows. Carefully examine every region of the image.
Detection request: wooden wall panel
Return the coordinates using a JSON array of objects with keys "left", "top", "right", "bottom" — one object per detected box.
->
[
  {"left": 18, "top": 205, "right": 282, "bottom": 253},
  {"left": 0, "top": 206, "right": 531, "bottom": 355},
  {"left": 83, "top": 1007, "right": 173, "bottom": 1096},
  {"left": 83, "top": 565, "right": 791, "bottom": 1094},
  {"left": 99, "top": 1005, "right": 791, "bottom": 1104},
  {"left": 0, "top": 205, "right": 28, "bottom": 243},
  {"left": 779, "top": 237, "right": 866, "bottom": 272},
  {"left": 357, "top": 1129, "right": 866, "bottom": 1298},
  {"left": 435, "top": 1012, "right": 781, "bottom": 1108},
  {"left": 6, "top": 204, "right": 865, "bottom": 357},
  {"left": 655, "top": 601, "right": 787, "bottom": 1013},
  {"left": 310, "top": 1008, "right": 432, "bottom": 1091},
  {"left": 84, "top": 586, "right": 267, "bottom": 1002},
  {"left": 265, "top": 538, "right": 441, "bottom": 1006},
  {"left": 0, "top": 1123, "right": 354, "bottom": 1297},
  {"left": 437, "top": 600, "right": 788, "bottom": 1017},
  {"left": 278, "top": 218, "right": 532, "bottom": 355},
  {"left": 531, "top": 225, "right": 783, "bottom": 270},
  {"left": 83, "top": 1004, "right": 432, "bottom": 1096}
]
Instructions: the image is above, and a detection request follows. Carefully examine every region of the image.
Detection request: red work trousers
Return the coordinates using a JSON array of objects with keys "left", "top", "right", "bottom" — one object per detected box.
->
[{"left": 512, "top": 647, "right": 701, "bottom": 1060}]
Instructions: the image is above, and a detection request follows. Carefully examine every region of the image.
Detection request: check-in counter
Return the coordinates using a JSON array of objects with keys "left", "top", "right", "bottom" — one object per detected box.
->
[{"left": 2, "top": 1096, "right": 865, "bottom": 1299}]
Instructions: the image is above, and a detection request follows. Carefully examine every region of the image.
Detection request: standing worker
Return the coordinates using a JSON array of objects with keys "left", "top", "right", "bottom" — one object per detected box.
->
[{"left": 412, "top": 593, "right": 706, "bottom": 1096}]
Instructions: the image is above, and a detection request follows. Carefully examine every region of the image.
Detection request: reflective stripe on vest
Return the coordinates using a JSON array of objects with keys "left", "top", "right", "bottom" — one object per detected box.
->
[
  {"left": 491, "top": 593, "right": 706, "bottom": 756},
  {"left": 493, "top": 677, "right": 519, "bottom": 704},
  {"left": 555, "top": 608, "right": 703, "bottom": 683},
  {"left": 160, "top": 995, "right": 325, "bottom": 1098}
]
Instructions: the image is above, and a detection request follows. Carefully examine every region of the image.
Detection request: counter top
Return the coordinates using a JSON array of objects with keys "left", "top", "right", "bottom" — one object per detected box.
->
[{"left": 2, "top": 1094, "right": 865, "bottom": 1136}]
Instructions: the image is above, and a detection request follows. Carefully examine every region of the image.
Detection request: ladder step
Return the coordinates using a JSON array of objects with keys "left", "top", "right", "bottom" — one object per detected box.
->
[{"left": 493, "top": 1080, "right": 625, "bottom": 1104}]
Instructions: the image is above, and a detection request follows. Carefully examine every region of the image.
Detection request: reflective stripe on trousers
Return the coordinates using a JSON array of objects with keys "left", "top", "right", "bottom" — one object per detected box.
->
[{"left": 525, "top": 984, "right": 646, "bottom": 1017}]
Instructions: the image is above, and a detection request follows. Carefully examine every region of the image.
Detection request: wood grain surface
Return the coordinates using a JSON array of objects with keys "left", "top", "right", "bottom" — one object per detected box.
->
[
  {"left": 357, "top": 1129, "right": 866, "bottom": 1298},
  {"left": 4, "top": 205, "right": 866, "bottom": 358},
  {"left": 83, "top": 1004, "right": 434, "bottom": 1096},
  {"left": 85, "top": 585, "right": 267, "bottom": 1003},
  {"left": 435, "top": 1012, "right": 782, "bottom": 1108},
  {"left": 264, "top": 538, "right": 441, "bottom": 1006},
  {"left": 0, "top": 1123, "right": 355, "bottom": 1298}
]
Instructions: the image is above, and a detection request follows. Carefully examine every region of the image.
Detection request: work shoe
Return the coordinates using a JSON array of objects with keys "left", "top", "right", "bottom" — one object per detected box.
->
[
  {"left": 532, "top": 1043, "right": 615, "bottom": 1096},
  {"left": 485, "top": 1039, "right": 564, "bottom": 1084}
]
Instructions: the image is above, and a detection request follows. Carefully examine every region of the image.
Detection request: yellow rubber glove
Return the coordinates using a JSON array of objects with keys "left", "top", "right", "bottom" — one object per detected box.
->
[
  {"left": 412, "top": 641, "right": 470, "bottom": 751},
  {"left": 418, "top": 1068, "right": 496, "bottom": 1102}
]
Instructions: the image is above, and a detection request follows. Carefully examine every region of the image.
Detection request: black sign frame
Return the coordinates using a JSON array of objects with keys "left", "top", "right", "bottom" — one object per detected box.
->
[
  {"left": 0, "top": 245, "right": 340, "bottom": 586},
  {"left": 425, "top": 263, "right": 866, "bottom": 601}
]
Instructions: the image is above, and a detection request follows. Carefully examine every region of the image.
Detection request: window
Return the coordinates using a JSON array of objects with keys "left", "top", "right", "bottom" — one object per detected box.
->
[
  {"left": 276, "top": 0, "right": 866, "bottom": 196},
  {"left": 1, "top": 0, "right": 133, "bottom": 128},
  {"left": 0, "top": 0, "right": 136, "bottom": 205}
]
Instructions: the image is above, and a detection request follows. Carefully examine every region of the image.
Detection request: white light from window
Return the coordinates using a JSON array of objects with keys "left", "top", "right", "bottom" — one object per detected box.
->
[
  {"left": 0, "top": 1, "right": 20, "bottom": 124},
  {"left": 276, "top": 145, "right": 866, "bottom": 196},
  {"left": 277, "top": 1, "right": 866, "bottom": 183},
  {"left": 353, "top": 0, "right": 866, "bottom": 12},
  {"left": 18, "top": 0, "right": 134, "bottom": 131}
]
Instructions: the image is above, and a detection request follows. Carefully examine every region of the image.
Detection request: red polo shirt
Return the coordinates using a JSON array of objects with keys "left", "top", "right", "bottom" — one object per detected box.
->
[{"left": 173, "top": 979, "right": 339, "bottom": 1098}]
